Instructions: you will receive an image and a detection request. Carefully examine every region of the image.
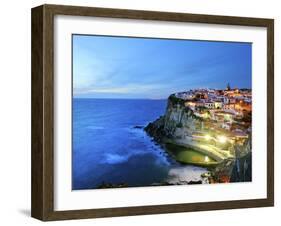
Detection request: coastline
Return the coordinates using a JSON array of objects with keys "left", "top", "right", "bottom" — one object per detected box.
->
[{"left": 144, "top": 93, "right": 252, "bottom": 184}]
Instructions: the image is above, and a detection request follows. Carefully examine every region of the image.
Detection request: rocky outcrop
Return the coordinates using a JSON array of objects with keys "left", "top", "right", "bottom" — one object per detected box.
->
[
  {"left": 145, "top": 94, "right": 202, "bottom": 141},
  {"left": 145, "top": 94, "right": 252, "bottom": 183},
  {"left": 208, "top": 137, "right": 252, "bottom": 183},
  {"left": 230, "top": 152, "right": 252, "bottom": 182},
  {"left": 145, "top": 116, "right": 166, "bottom": 142},
  {"left": 230, "top": 137, "right": 252, "bottom": 182}
]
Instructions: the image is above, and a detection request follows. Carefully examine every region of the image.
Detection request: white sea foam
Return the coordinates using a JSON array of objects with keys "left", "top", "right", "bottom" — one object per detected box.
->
[
  {"left": 103, "top": 153, "right": 128, "bottom": 164},
  {"left": 166, "top": 166, "right": 208, "bottom": 184},
  {"left": 86, "top": 126, "right": 105, "bottom": 130}
]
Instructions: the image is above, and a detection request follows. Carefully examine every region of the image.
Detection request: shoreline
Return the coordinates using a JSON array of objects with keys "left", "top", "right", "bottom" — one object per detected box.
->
[{"left": 143, "top": 94, "right": 252, "bottom": 184}]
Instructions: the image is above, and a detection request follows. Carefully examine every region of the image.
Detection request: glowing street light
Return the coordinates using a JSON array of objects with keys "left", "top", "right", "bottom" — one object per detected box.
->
[
  {"left": 204, "top": 134, "right": 211, "bottom": 141},
  {"left": 217, "top": 135, "right": 227, "bottom": 144}
]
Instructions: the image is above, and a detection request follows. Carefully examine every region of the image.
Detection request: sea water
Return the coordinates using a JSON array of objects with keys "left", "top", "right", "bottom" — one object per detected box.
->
[{"left": 72, "top": 98, "right": 208, "bottom": 190}]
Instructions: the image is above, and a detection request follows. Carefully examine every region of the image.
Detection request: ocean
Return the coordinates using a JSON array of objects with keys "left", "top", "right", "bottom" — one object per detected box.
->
[{"left": 72, "top": 98, "right": 208, "bottom": 190}]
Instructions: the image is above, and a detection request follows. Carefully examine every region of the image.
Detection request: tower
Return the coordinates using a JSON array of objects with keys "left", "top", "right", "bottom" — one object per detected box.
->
[{"left": 226, "top": 83, "right": 231, "bottom": 91}]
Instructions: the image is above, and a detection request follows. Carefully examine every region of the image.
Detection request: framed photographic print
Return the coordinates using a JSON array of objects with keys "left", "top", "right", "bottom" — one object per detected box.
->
[{"left": 31, "top": 4, "right": 274, "bottom": 221}]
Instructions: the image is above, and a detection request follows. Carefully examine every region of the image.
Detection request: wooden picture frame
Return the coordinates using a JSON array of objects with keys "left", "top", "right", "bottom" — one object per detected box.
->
[{"left": 31, "top": 4, "right": 274, "bottom": 221}]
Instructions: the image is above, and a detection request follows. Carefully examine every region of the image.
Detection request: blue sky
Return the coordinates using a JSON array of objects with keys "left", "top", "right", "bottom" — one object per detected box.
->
[{"left": 73, "top": 35, "right": 252, "bottom": 99}]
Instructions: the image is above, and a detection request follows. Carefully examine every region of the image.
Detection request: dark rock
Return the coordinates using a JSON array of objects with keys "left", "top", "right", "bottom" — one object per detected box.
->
[
  {"left": 133, "top": 125, "right": 144, "bottom": 129},
  {"left": 144, "top": 116, "right": 166, "bottom": 143},
  {"left": 230, "top": 152, "right": 252, "bottom": 182},
  {"left": 188, "top": 180, "right": 202, "bottom": 185},
  {"left": 97, "top": 182, "right": 128, "bottom": 189}
]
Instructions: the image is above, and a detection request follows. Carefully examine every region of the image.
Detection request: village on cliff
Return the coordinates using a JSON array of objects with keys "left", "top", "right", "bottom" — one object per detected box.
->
[{"left": 173, "top": 83, "right": 252, "bottom": 146}]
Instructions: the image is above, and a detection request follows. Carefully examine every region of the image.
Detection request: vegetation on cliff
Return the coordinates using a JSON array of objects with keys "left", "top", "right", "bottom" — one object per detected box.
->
[{"left": 145, "top": 94, "right": 205, "bottom": 141}]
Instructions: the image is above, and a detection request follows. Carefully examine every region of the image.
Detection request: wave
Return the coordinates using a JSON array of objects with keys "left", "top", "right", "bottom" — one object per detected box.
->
[
  {"left": 86, "top": 126, "right": 105, "bottom": 130},
  {"left": 166, "top": 166, "right": 208, "bottom": 184},
  {"left": 102, "top": 153, "right": 129, "bottom": 164}
]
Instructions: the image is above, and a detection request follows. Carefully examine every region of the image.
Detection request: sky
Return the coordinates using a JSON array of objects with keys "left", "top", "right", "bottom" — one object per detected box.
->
[{"left": 73, "top": 34, "right": 252, "bottom": 99}]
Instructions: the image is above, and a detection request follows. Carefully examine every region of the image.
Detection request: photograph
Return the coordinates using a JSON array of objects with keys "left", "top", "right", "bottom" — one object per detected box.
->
[{"left": 72, "top": 34, "right": 252, "bottom": 190}]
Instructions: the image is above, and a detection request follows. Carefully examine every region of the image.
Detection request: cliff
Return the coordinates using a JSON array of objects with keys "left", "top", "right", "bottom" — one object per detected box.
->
[
  {"left": 145, "top": 94, "right": 252, "bottom": 183},
  {"left": 209, "top": 137, "right": 252, "bottom": 183},
  {"left": 230, "top": 136, "right": 252, "bottom": 182},
  {"left": 145, "top": 95, "right": 203, "bottom": 142}
]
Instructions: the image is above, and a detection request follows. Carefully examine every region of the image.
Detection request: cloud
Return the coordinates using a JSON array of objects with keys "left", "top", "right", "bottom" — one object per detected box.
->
[
  {"left": 73, "top": 35, "right": 251, "bottom": 98},
  {"left": 74, "top": 83, "right": 166, "bottom": 96}
]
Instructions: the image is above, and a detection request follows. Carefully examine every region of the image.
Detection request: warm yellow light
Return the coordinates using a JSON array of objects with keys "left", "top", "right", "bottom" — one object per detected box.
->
[
  {"left": 204, "top": 134, "right": 211, "bottom": 141},
  {"left": 217, "top": 135, "right": 227, "bottom": 144},
  {"left": 204, "top": 156, "right": 209, "bottom": 162}
]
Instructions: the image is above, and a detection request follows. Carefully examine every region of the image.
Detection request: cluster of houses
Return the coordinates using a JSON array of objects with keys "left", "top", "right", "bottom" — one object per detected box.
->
[
  {"left": 175, "top": 87, "right": 251, "bottom": 113},
  {"left": 174, "top": 85, "right": 252, "bottom": 146}
]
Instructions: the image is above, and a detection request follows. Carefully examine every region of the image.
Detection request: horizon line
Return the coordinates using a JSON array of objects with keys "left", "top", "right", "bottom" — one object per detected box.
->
[{"left": 73, "top": 97, "right": 167, "bottom": 100}]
